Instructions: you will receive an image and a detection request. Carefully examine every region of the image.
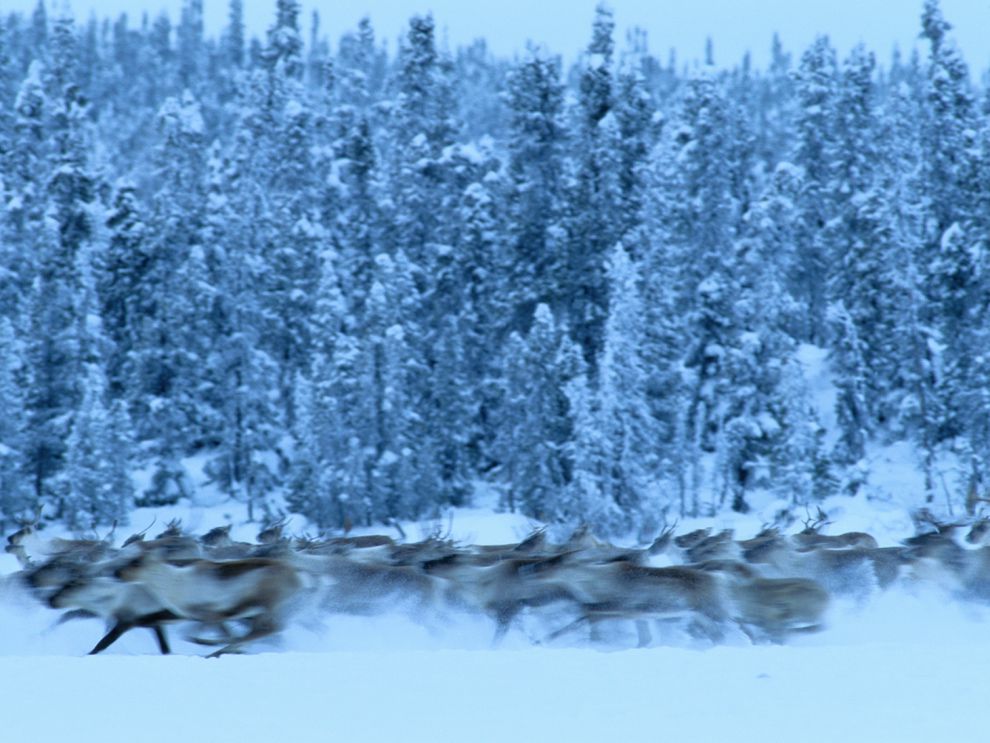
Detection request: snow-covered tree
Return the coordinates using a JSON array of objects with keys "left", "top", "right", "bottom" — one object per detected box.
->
[
  {"left": 0, "top": 319, "right": 32, "bottom": 528},
  {"left": 594, "top": 244, "right": 660, "bottom": 530},
  {"left": 496, "top": 304, "right": 583, "bottom": 521},
  {"left": 505, "top": 47, "right": 567, "bottom": 317}
]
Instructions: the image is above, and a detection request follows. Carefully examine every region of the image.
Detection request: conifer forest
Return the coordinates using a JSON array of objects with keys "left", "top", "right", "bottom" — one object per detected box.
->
[{"left": 1, "top": 0, "right": 988, "bottom": 537}]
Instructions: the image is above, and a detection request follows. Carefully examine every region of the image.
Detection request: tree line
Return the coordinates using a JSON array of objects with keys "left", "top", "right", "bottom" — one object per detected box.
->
[{"left": 0, "top": 0, "right": 986, "bottom": 535}]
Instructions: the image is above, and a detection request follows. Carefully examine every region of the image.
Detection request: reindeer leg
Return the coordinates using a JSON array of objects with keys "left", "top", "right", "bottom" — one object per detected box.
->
[
  {"left": 635, "top": 619, "right": 652, "bottom": 648},
  {"left": 545, "top": 614, "right": 590, "bottom": 643},
  {"left": 55, "top": 609, "right": 99, "bottom": 625},
  {"left": 188, "top": 621, "right": 238, "bottom": 646},
  {"left": 150, "top": 625, "right": 171, "bottom": 654},
  {"left": 735, "top": 620, "right": 760, "bottom": 645},
  {"left": 205, "top": 616, "right": 278, "bottom": 659},
  {"left": 89, "top": 620, "right": 134, "bottom": 655},
  {"left": 135, "top": 610, "right": 179, "bottom": 655},
  {"left": 489, "top": 603, "right": 519, "bottom": 647}
]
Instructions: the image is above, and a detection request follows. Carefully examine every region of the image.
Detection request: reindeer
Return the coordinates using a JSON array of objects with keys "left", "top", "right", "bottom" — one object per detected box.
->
[
  {"left": 731, "top": 576, "right": 829, "bottom": 642},
  {"left": 742, "top": 526, "right": 901, "bottom": 598},
  {"left": 421, "top": 550, "right": 582, "bottom": 642},
  {"left": 6, "top": 522, "right": 116, "bottom": 569},
  {"left": 966, "top": 517, "right": 990, "bottom": 546},
  {"left": 738, "top": 527, "right": 786, "bottom": 565},
  {"left": 545, "top": 561, "right": 729, "bottom": 647},
  {"left": 8, "top": 530, "right": 183, "bottom": 654},
  {"left": 257, "top": 518, "right": 289, "bottom": 546},
  {"left": 292, "top": 534, "right": 397, "bottom": 567},
  {"left": 901, "top": 518, "right": 970, "bottom": 590},
  {"left": 683, "top": 529, "right": 738, "bottom": 563},
  {"left": 47, "top": 573, "right": 180, "bottom": 655},
  {"left": 673, "top": 528, "right": 712, "bottom": 551},
  {"left": 790, "top": 508, "right": 878, "bottom": 551},
  {"left": 197, "top": 525, "right": 259, "bottom": 560},
  {"left": 314, "top": 552, "right": 442, "bottom": 618},
  {"left": 695, "top": 560, "right": 829, "bottom": 642},
  {"left": 124, "top": 521, "right": 203, "bottom": 562},
  {"left": 114, "top": 552, "right": 305, "bottom": 657}
]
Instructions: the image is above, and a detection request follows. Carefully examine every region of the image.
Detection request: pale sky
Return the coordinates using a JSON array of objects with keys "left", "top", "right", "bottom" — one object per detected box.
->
[{"left": 11, "top": 1, "right": 990, "bottom": 70}]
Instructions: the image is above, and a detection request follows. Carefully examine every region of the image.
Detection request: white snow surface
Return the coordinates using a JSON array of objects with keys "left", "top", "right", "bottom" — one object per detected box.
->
[
  {"left": 3, "top": 495, "right": 990, "bottom": 742},
  {"left": 1, "top": 586, "right": 988, "bottom": 742}
]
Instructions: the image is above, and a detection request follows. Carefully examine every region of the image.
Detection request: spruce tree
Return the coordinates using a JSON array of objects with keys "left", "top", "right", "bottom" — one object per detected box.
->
[
  {"left": 61, "top": 362, "right": 131, "bottom": 529},
  {"left": 202, "top": 149, "right": 282, "bottom": 521},
  {"left": 504, "top": 47, "right": 567, "bottom": 317},
  {"left": 564, "top": 3, "right": 622, "bottom": 364},
  {"left": 496, "top": 305, "right": 582, "bottom": 521},
  {"left": 595, "top": 244, "right": 659, "bottom": 529},
  {"left": 0, "top": 319, "right": 32, "bottom": 528},
  {"left": 792, "top": 36, "right": 839, "bottom": 342},
  {"left": 132, "top": 91, "right": 210, "bottom": 503}
]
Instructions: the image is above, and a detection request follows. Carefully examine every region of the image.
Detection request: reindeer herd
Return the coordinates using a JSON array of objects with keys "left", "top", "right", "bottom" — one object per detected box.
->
[{"left": 4, "top": 508, "right": 990, "bottom": 656}]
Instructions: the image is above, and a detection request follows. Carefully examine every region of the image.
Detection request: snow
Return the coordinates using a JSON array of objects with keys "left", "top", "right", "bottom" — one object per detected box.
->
[
  {"left": 3, "top": 497, "right": 989, "bottom": 741},
  {"left": 4, "top": 484, "right": 990, "bottom": 741},
  {"left": 2, "top": 350, "right": 986, "bottom": 740},
  {"left": 2, "top": 617, "right": 988, "bottom": 742}
]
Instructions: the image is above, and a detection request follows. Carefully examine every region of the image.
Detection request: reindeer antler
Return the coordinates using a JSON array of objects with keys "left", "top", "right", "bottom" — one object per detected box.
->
[{"left": 801, "top": 506, "right": 831, "bottom": 533}]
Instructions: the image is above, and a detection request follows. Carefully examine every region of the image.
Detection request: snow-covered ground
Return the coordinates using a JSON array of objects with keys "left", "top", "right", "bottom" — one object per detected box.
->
[
  {"left": 3, "top": 612, "right": 988, "bottom": 742},
  {"left": 3, "top": 490, "right": 990, "bottom": 742}
]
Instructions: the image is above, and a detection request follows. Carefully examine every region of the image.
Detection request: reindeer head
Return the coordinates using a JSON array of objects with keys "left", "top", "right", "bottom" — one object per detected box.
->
[
  {"left": 967, "top": 517, "right": 990, "bottom": 546},
  {"left": 799, "top": 506, "right": 831, "bottom": 535}
]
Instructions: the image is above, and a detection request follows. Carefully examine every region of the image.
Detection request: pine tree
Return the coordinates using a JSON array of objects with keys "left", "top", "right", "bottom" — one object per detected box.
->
[
  {"left": 29, "top": 1, "right": 48, "bottom": 62},
  {"left": 2, "top": 61, "right": 48, "bottom": 319},
  {"left": 0, "top": 319, "right": 32, "bottom": 528},
  {"left": 59, "top": 239, "right": 133, "bottom": 529},
  {"left": 504, "top": 47, "right": 567, "bottom": 317},
  {"left": 496, "top": 305, "right": 582, "bottom": 521},
  {"left": 741, "top": 162, "right": 805, "bottom": 337},
  {"left": 915, "top": 4, "right": 978, "bottom": 450},
  {"left": 301, "top": 252, "right": 366, "bottom": 528},
  {"left": 285, "top": 250, "right": 354, "bottom": 530},
  {"left": 131, "top": 91, "right": 211, "bottom": 503},
  {"left": 636, "top": 220, "right": 691, "bottom": 515},
  {"left": 202, "top": 149, "right": 282, "bottom": 521},
  {"left": 22, "top": 15, "right": 97, "bottom": 508},
  {"left": 388, "top": 14, "right": 458, "bottom": 268},
  {"left": 662, "top": 70, "right": 739, "bottom": 313},
  {"left": 792, "top": 36, "right": 839, "bottom": 342},
  {"left": 360, "top": 253, "right": 427, "bottom": 520},
  {"left": 564, "top": 3, "right": 622, "bottom": 364},
  {"left": 224, "top": 0, "right": 245, "bottom": 69},
  {"left": 828, "top": 302, "right": 869, "bottom": 474},
  {"left": 177, "top": 0, "right": 204, "bottom": 91},
  {"left": 610, "top": 68, "right": 654, "bottom": 241},
  {"left": 455, "top": 39, "right": 507, "bottom": 141},
  {"left": 919, "top": 0, "right": 975, "bottom": 240},
  {"left": 266, "top": 0, "right": 303, "bottom": 81},
  {"left": 336, "top": 17, "right": 384, "bottom": 111},
  {"left": 595, "top": 244, "right": 660, "bottom": 530},
  {"left": 286, "top": 373, "right": 323, "bottom": 525},
  {"left": 101, "top": 180, "right": 147, "bottom": 398},
  {"left": 61, "top": 362, "right": 132, "bottom": 529},
  {"left": 564, "top": 369, "right": 618, "bottom": 533},
  {"left": 334, "top": 110, "right": 381, "bottom": 312},
  {"left": 365, "top": 288, "right": 421, "bottom": 521},
  {"left": 826, "top": 46, "right": 900, "bottom": 427},
  {"left": 457, "top": 176, "right": 513, "bottom": 468}
]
